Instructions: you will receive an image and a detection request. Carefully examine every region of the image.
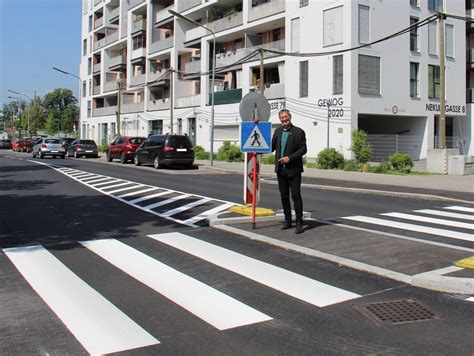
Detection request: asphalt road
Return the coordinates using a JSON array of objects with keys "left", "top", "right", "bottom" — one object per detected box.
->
[{"left": 1, "top": 151, "right": 473, "bottom": 355}]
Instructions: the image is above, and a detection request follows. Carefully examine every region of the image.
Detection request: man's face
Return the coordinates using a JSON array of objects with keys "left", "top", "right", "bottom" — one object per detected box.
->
[{"left": 279, "top": 112, "right": 291, "bottom": 129}]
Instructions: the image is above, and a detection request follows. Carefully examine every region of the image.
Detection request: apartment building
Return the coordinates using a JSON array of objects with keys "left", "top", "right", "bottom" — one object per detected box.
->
[{"left": 80, "top": 0, "right": 471, "bottom": 160}]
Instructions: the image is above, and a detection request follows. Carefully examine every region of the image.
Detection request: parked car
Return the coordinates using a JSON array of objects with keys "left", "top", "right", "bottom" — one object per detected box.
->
[
  {"left": 11, "top": 139, "right": 21, "bottom": 151},
  {"left": 0, "top": 139, "right": 12, "bottom": 149},
  {"left": 32, "top": 137, "right": 66, "bottom": 159},
  {"left": 66, "top": 139, "right": 98, "bottom": 158},
  {"left": 60, "top": 137, "right": 76, "bottom": 151},
  {"left": 106, "top": 136, "right": 146, "bottom": 164},
  {"left": 27, "top": 137, "right": 42, "bottom": 153},
  {"left": 15, "top": 138, "right": 28, "bottom": 152},
  {"left": 134, "top": 134, "right": 194, "bottom": 169}
]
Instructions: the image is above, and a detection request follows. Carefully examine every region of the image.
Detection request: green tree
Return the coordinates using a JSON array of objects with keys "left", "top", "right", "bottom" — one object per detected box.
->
[
  {"left": 43, "top": 88, "right": 78, "bottom": 134},
  {"left": 350, "top": 129, "right": 372, "bottom": 164},
  {"left": 61, "top": 105, "right": 79, "bottom": 133},
  {"left": 28, "top": 98, "right": 47, "bottom": 134},
  {"left": 45, "top": 112, "right": 57, "bottom": 135}
]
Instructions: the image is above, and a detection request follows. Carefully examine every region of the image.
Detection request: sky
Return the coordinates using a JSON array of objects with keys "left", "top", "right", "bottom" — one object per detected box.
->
[{"left": 0, "top": 0, "right": 82, "bottom": 109}]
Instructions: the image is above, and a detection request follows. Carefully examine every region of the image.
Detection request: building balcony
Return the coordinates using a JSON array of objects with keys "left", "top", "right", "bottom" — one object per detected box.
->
[
  {"left": 107, "top": 7, "right": 120, "bottom": 23},
  {"left": 209, "top": 88, "right": 242, "bottom": 105},
  {"left": 93, "top": 62, "right": 102, "bottom": 73},
  {"left": 178, "top": 0, "right": 201, "bottom": 12},
  {"left": 215, "top": 39, "right": 284, "bottom": 68},
  {"left": 149, "top": 36, "right": 174, "bottom": 54},
  {"left": 131, "top": 19, "right": 146, "bottom": 34},
  {"left": 248, "top": 0, "right": 285, "bottom": 22},
  {"left": 122, "top": 101, "right": 144, "bottom": 113},
  {"left": 93, "top": 106, "right": 116, "bottom": 117},
  {"left": 468, "top": 88, "right": 474, "bottom": 103},
  {"left": 176, "top": 94, "right": 201, "bottom": 108},
  {"left": 94, "top": 0, "right": 103, "bottom": 6},
  {"left": 93, "top": 85, "right": 101, "bottom": 95},
  {"left": 94, "top": 31, "right": 119, "bottom": 51},
  {"left": 94, "top": 16, "right": 104, "bottom": 29},
  {"left": 104, "top": 80, "right": 120, "bottom": 92},
  {"left": 468, "top": 9, "right": 474, "bottom": 32},
  {"left": 185, "top": 11, "right": 243, "bottom": 43},
  {"left": 148, "top": 98, "right": 170, "bottom": 111},
  {"left": 131, "top": 46, "right": 146, "bottom": 60},
  {"left": 130, "top": 74, "right": 146, "bottom": 86},
  {"left": 148, "top": 69, "right": 168, "bottom": 82},
  {"left": 129, "top": 0, "right": 145, "bottom": 9},
  {"left": 263, "top": 82, "right": 284, "bottom": 99},
  {"left": 155, "top": 4, "right": 175, "bottom": 25},
  {"left": 94, "top": 38, "right": 106, "bottom": 51},
  {"left": 184, "top": 59, "right": 200, "bottom": 74},
  {"left": 467, "top": 48, "right": 474, "bottom": 69},
  {"left": 109, "top": 54, "right": 126, "bottom": 70}
]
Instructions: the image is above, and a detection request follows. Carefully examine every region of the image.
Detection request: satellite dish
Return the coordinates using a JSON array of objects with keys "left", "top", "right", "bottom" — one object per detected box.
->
[{"left": 239, "top": 92, "right": 270, "bottom": 122}]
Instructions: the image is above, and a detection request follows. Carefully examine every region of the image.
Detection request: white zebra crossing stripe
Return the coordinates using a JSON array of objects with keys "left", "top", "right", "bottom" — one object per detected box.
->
[
  {"left": 107, "top": 184, "right": 145, "bottom": 195},
  {"left": 183, "top": 203, "right": 235, "bottom": 225},
  {"left": 161, "top": 198, "right": 210, "bottom": 217},
  {"left": 70, "top": 173, "right": 95, "bottom": 179},
  {"left": 84, "top": 177, "right": 113, "bottom": 184},
  {"left": 4, "top": 245, "right": 159, "bottom": 354},
  {"left": 81, "top": 239, "right": 272, "bottom": 330},
  {"left": 381, "top": 212, "right": 474, "bottom": 230},
  {"left": 445, "top": 206, "right": 474, "bottom": 214},
  {"left": 413, "top": 209, "right": 474, "bottom": 221},
  {"left": 148, "top": 233, "right": 361, "bottom": 307},
  {"left": 144, "top": 194, "right": 191, "bottom": 210},
  {"left": 79, "top": 175, "right": 104, "bottom": 182},
  {"left": 98, "top": 182, "right": 133, "bottom": 191},
  {"left": 90, "top": 179, "right": 122, "bottom": 187},
  {"left": 342, "top": 216, "right": 474, "bottom": 242},
  {"left": 467, "top": 297, "right": 474, "bottom": 302},
  {"left": 129, "top": 191, "right": 171, "bottom": 204},
  {"left": 118, "top": 187, "right": 157, "bottom": 198}
]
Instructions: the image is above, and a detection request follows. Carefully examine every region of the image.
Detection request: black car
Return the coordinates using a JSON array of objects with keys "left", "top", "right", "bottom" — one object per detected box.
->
[
  {"left": 66, "top": 139, "right": 99, "bottom": 158},
  {"left": 0, "top": 139, "right": 12, "bottom": 149},
  {"left": 134, "top": 134, "right": 194, "bottom": 169},
  {"left": 60, "top": 137, "right": 76, "bottom": 151}
]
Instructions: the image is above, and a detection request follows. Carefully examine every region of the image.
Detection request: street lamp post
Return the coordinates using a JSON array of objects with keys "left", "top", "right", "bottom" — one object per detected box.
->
[
  {"left": 52, "top": 66, "right": 81, "bottom": 138},
  {"left": 169, "top": 9, "right": 216, "bottom": 165},
  {"left": 8, "top": 90, "right": 30, "bottom": 136}
]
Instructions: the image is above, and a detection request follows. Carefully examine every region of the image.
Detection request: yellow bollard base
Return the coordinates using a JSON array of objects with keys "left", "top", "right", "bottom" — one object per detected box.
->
[
  {"left": 229, "top": 205, "right": 276, "bottom": 217},
  {"left": 454, "top": 256, "right": 474, "bottom": 269}
]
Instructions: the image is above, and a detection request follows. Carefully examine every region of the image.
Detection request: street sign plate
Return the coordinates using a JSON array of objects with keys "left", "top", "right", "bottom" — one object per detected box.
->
[
  {"left": 239, "top": 92, "right": 270, "bottom": 122},
  {"left": 240, "top": 122, "right": 271, "bottom": 153}
]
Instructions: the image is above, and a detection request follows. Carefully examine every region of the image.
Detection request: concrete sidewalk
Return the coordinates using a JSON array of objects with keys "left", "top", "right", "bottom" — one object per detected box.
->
[{"left": 200, "top": 160, "right": 474, "bottom": 295}]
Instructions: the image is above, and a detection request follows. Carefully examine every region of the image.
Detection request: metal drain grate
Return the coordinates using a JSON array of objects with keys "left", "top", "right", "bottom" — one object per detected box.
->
[{"left": 358, "top": 299, "right": 438, "bottom": 325}]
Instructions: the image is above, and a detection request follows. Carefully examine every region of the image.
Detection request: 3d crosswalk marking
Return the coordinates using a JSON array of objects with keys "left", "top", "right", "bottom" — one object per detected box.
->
[
  {"left": 445, "top": 206, "right": 474, "bottom": 214},
  {"left": 381, "top": 212, "right": 474, "bottom": 230},
  {"left": 79, "top": 175, "right": 104, "bottom": 182},
  {"left": 69, "top": 172, "right": 90, "bottom": 177},
  {"left": 81, "top": 239, "right": 272, "bottom": 330},
  {"left": 148, "top": 233, "right": 361, "bottom": 307},
  {"left": 414, "top": 209, "right": 474, "bottom": 221},
  {"left": 90, "top": 179, "right": 122, "bottom": 187},
  {"left": 144, "top": 195, "right": 191, "bottom": 210},
  {"left": 342, "top": 216, "right": 474, "bottom": 242},
  {"left": 161, "top": 198, "right": 210, "bottom": 217},
  {"left": 4, "top": 245, "right": 159, "bottom": 354},
  {"left": 83, "top": 177, "right": 113, "bottom": 184},
  {"left": 99, "top": 182, "right": 133, "bottom": 191},
  {"left": 118, "top": 187, "right": 157, "bottom": 199},
  {"left": 183, "top": 203, "right": 235, "bottom": 225},
  {"left": 107, "top": 184, "right": 146, "bottom": 195},
  {"left": 72, "top": 173, "right": 97, "bottom": 179},
  {"left": 129, "top": 190, "right": 171, "bottom": 204}
]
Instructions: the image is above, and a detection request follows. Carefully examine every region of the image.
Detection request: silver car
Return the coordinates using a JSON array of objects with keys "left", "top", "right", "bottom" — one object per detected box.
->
[{"left": 32, "top": 137, "right": 66, "bottom": 159}]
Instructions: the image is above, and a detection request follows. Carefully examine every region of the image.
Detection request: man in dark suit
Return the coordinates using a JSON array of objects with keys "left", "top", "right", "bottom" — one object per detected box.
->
[{"left": 272, "top": 109, "right": 307, "bottom": 234}]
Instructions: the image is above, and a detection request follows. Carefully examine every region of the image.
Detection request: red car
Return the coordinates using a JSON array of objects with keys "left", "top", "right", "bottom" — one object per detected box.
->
[
  {"left": 12, "top": 139, "right": 27, "bottom": 152},
  {"left": 106, "top": 136, "right": 146, "bottom": 164}
]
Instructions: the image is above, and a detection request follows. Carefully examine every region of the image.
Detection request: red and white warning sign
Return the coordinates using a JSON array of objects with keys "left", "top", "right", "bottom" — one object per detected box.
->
[{"left": 244, "top": 152, "right": 260, "bottom": 205}]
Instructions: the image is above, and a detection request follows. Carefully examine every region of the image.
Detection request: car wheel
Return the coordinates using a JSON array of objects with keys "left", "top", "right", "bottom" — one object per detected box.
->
[
  {"left": 120, "top": 152, "right": 126, "bottom": 164},
  {"left": 134, "top": 155, "right": 141, "bottom": 166},
  {"left": 38, "top": 151, "right": 43, "bottom": 159},
  {"left": 106, "top": 151, "right": 112, "bottom": 162},
  {"left": 74, "top": 151, "right": 79, "bottom": 158},
  {"left": 153, "top": 156, "right": 162, "bottom": 169}
]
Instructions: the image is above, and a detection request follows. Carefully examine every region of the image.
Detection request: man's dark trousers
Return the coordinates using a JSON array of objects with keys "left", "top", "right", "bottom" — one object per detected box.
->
[{"left": 277, "top": 168, "right": 303, "bottom": 224}]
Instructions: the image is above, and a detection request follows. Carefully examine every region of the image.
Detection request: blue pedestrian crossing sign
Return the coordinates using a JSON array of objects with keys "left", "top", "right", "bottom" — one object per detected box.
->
[{"left": 240, "top": 122, "right": 272, "bottom": 153}]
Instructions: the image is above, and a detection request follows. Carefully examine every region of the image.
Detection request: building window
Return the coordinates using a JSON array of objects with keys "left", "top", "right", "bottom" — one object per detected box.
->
[
  {"left": 358, "top": 5, "right": 369, "bottom": 43},
  {"left": 428, "top": 21, "right": 437, "bottom": 55},
  {"left": 428, "top": 64, "right": 440, "bottom": 99},
  {"left": 88, "top": 16, "right": 93, "bottom": 32},
  {"left": 87, "top": 58, "right": 92, "bottom": 75},
  {"left": 358, "top": 54, "right": 380, "bottom": 95},
  {"left": 428, "top": 0, "right": 442, "bottom": 11},
  {"left": 150, "top": 120, "right": 163, "bottom": 135},
  {"left": 87, "top": 101, "right": 91, "bottom": 118},
  {"left": 83, "top": 39, "right": 87, "bottom": 56},
  {"left": 291, "top": 18, "right": 300, "bottom": 52},
  {"left": 410, "top": 17, "right": 419, "bottom": 52},
  {"left": 410, "top": 0, "right": 419, "bottom": 7},
  {"left": 333, "top": 55, "right": 343, "bottom": 94},
  {"left": 300, "top": 0, "right": 308, "bottom": 7},
  {"left": 82, "top": 81, "right": 87, "bottom": 97},
  {"left": 299, "top": 61, "right": 308, "bottom": 97},
  {"left": 410, "top": 62, "right": 419, "bottom": 98},
  {"left": 323, "top": 6, "right": 343, "bottom": 47},
  {"left": 445, "top": 23, "right": 454, "bottom": 58}
]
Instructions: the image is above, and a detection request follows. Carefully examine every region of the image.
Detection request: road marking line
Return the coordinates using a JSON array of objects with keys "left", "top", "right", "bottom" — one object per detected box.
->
[
  {"left": 467, "top": 297, "right": 474, "bottom": 302},
  {"left": 69, "top": 172, "right": 89, "bottom": 177},
  {"left": 81, "top": 239, "right": 271, "bottom": 330},
  {"left": 117, "top": 187, "right": 157, "bottom": 199},
  {"left": 144, "top": 195, "right": 191, "bottom": 210},
  {"left": 4, "top": 245, "right": 159, "bottom": 354},
  {"left": 183, "top": 203, "right": 235, "bottom": 225},
  {"left": 107, "top": 184, "right": 145, "bottom": 195},
  {"left": 381, "top": 212, "right": 474, "bottom": 230},
  {"left": 129, "top": 191, "right": 171, "bottom": 204},
  {"left": 98, "top": 182, "right": 133, "bottom": 191},
  {"left": 161, "top": 198, "right": 211, "bottom": 217},
  {"left": 90, "top": 179, "right": 122, "bottom": 187},
  {"left": 414, "top": 209, "right": 474, "bottom": 221},
  {"left": 148, "top": 233, "right": 361, "bottom": 307},
  {"left": 83, "top": 177, "right": 112, "bottom": 184},
  {"left": 342, "top": 216, "right": 474, "bottom": 242},
  {"left": 444, "top": 206, "right": 474, "bottom": 214},
  {"left": 72, "top": 173, "right": 96, "bottom": 179}
]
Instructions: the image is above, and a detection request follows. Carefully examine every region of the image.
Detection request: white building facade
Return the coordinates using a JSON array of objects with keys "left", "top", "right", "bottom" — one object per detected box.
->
[{"left": 80, "top": 0, "right": 471, "bottom": 160}]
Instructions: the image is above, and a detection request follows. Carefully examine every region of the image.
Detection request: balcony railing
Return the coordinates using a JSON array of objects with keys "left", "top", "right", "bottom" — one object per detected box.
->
[
  {"left": 94, "top": 16, "right": 104, "bottom": 29},
  {"left": 248, "top": 0, "right": 285, "bottom": 22},
  {"left": 263, "top": 82, "right": 285, "bottom": 99},
  {"left": 149, "top": 36, "right": 174, "bottom": 54},
  {"left": 209, "top": 88, "right": 242, "bottom": 105},
  {"left": 215, "top": 39, "right": 284, "bottom": 68},
  {"left": 131, "top": 19, "right": 146, "bottom": 34},
  {"left": 148, "top": 69, "right": 168, "bottom": 82},
  {"left": 108, "top": 7, "right": 120, "bottom": 23},
  {"left": 176, "top": 94, "right": 201, "bottom": 108},
  {"left": 122, "top": 101, "right": 144, "bottom": 113},
  {"left": 131, "top": 47, "right": 146, "bottom": 60},
  {"left": 94, "top": 31, "right": 119, "bottom": 50},
  {"left": 130, "top": 74, "right": 146, "bottom": 86},
  {"left": 93, "top": 85, "right": 101, "bottom": 95},
  {"left": 104, "top": 80, "right": 120, "bottom": 92},
  {"left": 93, "top": 106, "right": 116, "bottom": 117},
  {"left": 93, "top": 62, "right": 102, "bottom": 73},
  {"left": 109, "top": 54, "right": 126, "bottom": 69},
  {"left": 184, "top": 59, "right": 201, "bottom": 74},
  {"left": 148, "top": 98, "right": 170, "bottom": 111},
  {"left": 155, "top": 4, "right": 175, "bottom": 24},
  {"left": 94, "top": 0, "right": 102, "bottom": 6},
  {"left": 185, "top": 11, "right": 243, "bottom": 42},
  {"left": 467, "top": 48, "right": 474, "bottom": 68},
  {"left": 129, "top": 0, "right": 145, "bottom": 9},
  {"left": 467, "top": 88, "right": 474, "bottom": 103},
  {"left": 178, "top": 0, "right": 201, "bottom": 12}
]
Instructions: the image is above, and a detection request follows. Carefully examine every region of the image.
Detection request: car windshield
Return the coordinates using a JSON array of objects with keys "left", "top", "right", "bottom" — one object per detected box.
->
[
  {"left": 44, "top": 139, "right": 60, "bottom": 144},
  {"left": 129, "top": 137, "right": 145, "bottom": 144},
  {"left": 167, "top": 136, "right": 192, "bottom": 148},
  {"left": 80, "top": 140, "right": 96, "bottom": 145}
]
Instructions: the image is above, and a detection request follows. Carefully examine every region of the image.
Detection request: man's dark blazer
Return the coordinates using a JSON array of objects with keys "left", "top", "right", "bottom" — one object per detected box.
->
[{"left": 271, "top": 124, "right": 307, "bottom": 177}]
